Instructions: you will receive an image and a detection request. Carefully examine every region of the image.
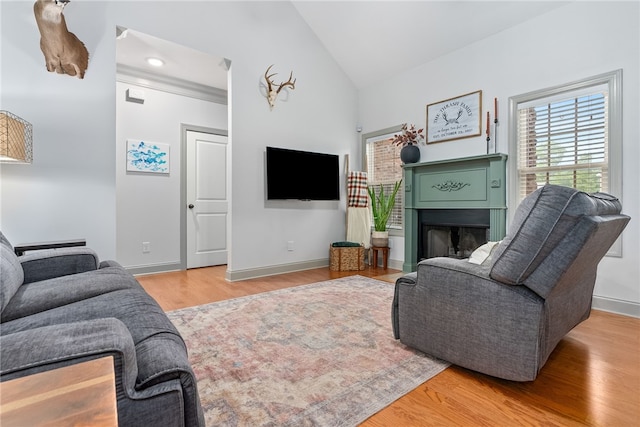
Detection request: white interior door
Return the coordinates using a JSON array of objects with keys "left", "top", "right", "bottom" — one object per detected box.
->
[{"left": 186, "top": 130, "right": 228, "bottom": 268}]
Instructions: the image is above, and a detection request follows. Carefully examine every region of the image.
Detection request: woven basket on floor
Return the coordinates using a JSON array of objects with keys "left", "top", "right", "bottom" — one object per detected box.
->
[{"left": 329, "top": 244, "right": 365, "bottom": 271}]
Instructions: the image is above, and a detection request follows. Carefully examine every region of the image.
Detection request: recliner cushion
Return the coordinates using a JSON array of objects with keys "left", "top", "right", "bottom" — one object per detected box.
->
[{"left": 490, "top": 185, "right": 622, "bottom": 285}]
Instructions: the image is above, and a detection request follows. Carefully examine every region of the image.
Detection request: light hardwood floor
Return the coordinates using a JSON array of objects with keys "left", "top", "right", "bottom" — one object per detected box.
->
[{"left": 138, "top": 266, "right": 640, "bottom": 426}]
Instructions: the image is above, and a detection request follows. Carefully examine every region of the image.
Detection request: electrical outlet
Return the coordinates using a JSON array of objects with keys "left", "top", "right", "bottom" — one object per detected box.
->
[
  {"left": 142, "top": 242, "right": 151, "bottom": 253},
  {"left": 287, "top": 241, "right": 294, "bottom": 251}
]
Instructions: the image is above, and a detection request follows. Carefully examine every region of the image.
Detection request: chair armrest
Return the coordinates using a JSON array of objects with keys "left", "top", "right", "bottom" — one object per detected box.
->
[
  {"left": 1, "top": 319, "right": 204, "bottom": 426},
  {"left": 99, "top": 259, "right": 124, "bottom": 269},
  {"left": 0, "top": 318, "right": 138, "bottom": 394},
  {"left": 418, "top": 256, "right": 494, "bottom": 278},
  {"left": 14, "top": 239, "right": 86, "bottom": 256},
  {"left": 19, "top": 247, "right": 100, "bottom": 284}
]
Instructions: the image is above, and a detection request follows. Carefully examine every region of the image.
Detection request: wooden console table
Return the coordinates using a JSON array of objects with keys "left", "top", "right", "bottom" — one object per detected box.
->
[{"left": 0, "top": 357, "right": 118, "bottom": 426}]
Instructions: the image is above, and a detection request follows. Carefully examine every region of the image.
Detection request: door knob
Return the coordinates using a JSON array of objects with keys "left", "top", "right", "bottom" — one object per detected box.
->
[{"left": 188, "top": 204, "right": 194, "bottom": 209}]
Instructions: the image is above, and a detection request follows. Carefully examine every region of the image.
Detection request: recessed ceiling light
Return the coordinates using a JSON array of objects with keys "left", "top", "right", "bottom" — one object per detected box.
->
[{"left": 146, "top": 57, "right": 164, "bottom": 67}]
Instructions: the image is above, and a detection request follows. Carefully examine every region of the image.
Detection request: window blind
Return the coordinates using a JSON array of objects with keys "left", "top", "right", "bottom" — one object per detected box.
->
[
  {"left": 517, "top": 89, "right": 608, "bottom": 199},
  {"left": 366, "top": 136, "right": 404, "bottom": 229}
]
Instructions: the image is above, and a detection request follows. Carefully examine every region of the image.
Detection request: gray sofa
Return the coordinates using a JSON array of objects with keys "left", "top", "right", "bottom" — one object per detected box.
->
[
  {"left": 393, "top": 184, "right": 630, "bottom": 381},
  {"left": 0, "top": 232, "right": 204, "bottom": 426}
]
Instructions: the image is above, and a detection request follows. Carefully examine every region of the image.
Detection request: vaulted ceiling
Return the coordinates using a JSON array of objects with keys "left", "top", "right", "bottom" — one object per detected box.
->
[
  {"left": 292, "top": 1, "right": 570, "bottom": 89},
  {"left": 116, "top": 1, "right": 570, "bottom": 91}
]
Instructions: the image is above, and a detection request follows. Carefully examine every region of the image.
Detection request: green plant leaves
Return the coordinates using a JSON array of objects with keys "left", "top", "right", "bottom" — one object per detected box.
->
[{"left": 367, "top": 180, "right": 402, "bottom": 231}]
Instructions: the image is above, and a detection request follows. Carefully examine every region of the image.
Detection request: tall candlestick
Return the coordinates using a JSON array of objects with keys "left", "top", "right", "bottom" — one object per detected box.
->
[
  {"left": 486, "top": 111, "right": 490, "bottom": 136},
  {"left": 494, "top": 98, "right": 498, "bottom": 121}
]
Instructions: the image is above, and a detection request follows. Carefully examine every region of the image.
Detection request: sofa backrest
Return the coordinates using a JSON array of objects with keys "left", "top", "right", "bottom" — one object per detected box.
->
[
  {"left": 0, "top": 232, "right": 24, "bottom": 313},
  {"left": 489, "top": 185, "right": 625, "bottom": 289}
]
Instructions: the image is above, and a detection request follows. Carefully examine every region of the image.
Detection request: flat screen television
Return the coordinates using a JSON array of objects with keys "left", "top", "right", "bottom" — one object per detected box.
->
[{"left": 266, "top": 146, "right": 340, "bottom": 200}]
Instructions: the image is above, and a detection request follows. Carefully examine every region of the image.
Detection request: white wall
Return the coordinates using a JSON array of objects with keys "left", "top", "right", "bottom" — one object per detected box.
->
[
  {"left": 358, "top": 1, "right": 640, "bottom": 314},
  {"left": 115, "top": 81, "right": 227, "bottom": 270},
  {"left": 1, "top": 2, "right": 357, "bottom": 276}
]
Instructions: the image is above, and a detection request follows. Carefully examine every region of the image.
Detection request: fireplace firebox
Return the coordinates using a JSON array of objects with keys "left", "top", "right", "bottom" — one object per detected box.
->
[
  {"left": 419, "top": 209, "right": 490, "bottom": 260},
  {"left": 403, "top": 154, "right": 508, "bottom": 272}
]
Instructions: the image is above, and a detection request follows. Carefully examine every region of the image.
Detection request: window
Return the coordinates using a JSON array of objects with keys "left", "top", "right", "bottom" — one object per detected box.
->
[
  {"left": 509, "top": 69, "right": 623, "bottom": 255},
  {"left": 517, "top": 90, "right": 608, "bottom": 197},
  {"left": 510, "top": 70, "right": 621, "bottom": 202},
  {"left": 363, "top": 126, "right": 404, "bottom": 231}
]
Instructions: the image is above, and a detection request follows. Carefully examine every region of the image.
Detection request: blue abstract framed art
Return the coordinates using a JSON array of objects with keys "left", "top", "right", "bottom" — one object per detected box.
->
[{"left": 126, "top": 140, "right": 170, "bottom": 174}]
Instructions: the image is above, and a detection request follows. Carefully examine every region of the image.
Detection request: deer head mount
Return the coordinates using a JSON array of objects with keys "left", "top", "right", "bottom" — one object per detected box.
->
[
  {"left": 264, "top": 65, "right": 296, "bottom": 110},
  {"left": 34, "top": 0, "right": 89, "bottom": 79}
]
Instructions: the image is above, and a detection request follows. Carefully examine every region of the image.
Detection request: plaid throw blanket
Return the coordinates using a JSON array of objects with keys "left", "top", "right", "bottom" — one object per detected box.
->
[{"left": 347, "top": 171, "right": 369, "bottom": 207}]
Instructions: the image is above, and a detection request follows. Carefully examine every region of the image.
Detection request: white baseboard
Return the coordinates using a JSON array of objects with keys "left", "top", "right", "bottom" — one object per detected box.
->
[
  {"left": 226, "top": 259, "right": 329, "bottom": 281},
  {"left": 387, "top": 258, "right": 403, "bottom": 271},
  {"left": 127, "top": 262, "right": 182, "bottom": 276},
  {"left": 227, "top": 256, "right": 406, "bottom": 281},
  {"left": 592, "top": 295, "right": 640, "bottom": 318}
]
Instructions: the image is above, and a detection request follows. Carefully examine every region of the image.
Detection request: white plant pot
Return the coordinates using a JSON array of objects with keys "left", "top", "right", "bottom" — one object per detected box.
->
[{"left": 371, "top": 231, "right": 389, "bottom": 247}]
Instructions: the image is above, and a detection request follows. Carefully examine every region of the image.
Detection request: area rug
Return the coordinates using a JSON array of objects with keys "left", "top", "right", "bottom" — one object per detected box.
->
[{"left": 167, "top": 276, "right": 449, "bottom": 426}]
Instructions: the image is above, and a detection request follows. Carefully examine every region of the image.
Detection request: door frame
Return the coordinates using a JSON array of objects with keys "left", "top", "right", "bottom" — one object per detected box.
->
[{"left": 180, "top": 124, "right": 229, "bottom": 270}]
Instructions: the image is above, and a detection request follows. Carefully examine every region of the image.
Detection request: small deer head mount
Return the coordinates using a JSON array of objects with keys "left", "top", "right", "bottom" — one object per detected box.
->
[{"left": 264, "top": 65, "right": 296, "bottom": 110}]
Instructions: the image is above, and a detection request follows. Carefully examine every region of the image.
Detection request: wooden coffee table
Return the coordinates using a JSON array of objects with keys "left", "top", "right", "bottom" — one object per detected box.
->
[{"left": 0, "top": 356, "right": 118, "bottom": 426}]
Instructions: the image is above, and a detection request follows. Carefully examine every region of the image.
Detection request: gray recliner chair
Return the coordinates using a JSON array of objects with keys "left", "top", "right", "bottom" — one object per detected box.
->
[{"left": 392, "top": 184, "right": 630, "bottom": 381}]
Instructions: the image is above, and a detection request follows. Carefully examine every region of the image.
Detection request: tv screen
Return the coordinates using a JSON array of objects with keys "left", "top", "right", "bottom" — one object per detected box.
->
[{"left": 266, "top": 146, "right": 340, "bottom": 200}]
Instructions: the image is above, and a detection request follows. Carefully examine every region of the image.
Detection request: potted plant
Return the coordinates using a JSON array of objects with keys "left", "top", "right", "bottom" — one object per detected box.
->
[
  {"left": 392, "top": 123, "right": 424, "bottom": 164},
  {"left": 368, "top": 180, "right": 402, "bottom": 247}
]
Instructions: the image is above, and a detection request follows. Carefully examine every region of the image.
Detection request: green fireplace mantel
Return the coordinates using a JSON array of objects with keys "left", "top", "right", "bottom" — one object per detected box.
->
[{"left": 403, "top": 153, "right": 508, "bottom": 272}]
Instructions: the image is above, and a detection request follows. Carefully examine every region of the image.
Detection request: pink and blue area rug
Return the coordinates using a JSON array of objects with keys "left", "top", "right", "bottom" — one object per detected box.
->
[{"left": 167, "top": 275, "right": 449, "bottom": 426}]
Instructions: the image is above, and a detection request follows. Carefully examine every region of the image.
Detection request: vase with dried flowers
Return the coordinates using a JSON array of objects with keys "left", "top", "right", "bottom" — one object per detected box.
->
[{"left": 392, "top": 123, "right": 424, "bottom": 164}]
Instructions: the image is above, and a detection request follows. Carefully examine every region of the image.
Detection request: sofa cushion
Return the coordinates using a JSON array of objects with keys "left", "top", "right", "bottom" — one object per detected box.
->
[
  {"left": 1, "top": 266, "right": 138, "bottom": 322},
  {"left": 20, "top": 247, "right": 100, "bottom": 284},
  {"left": 1, "top": 244, "right": 24, "bottom": 313},
  {"left": 490, "top": 185, "right": 622, "bottom": 285},
  {"left": 0, "top": 231, "right": 13, "bottom": 250}
]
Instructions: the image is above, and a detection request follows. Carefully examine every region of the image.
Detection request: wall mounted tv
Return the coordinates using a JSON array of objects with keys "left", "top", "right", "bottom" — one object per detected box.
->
[{"left": 266, "top": 146, "right": 340, "bottom": 201}]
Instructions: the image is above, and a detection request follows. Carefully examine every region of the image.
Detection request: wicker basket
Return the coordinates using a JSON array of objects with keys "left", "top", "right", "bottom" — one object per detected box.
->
[{"left": 329, "top": 244, "right": 365, "bottom": 271}]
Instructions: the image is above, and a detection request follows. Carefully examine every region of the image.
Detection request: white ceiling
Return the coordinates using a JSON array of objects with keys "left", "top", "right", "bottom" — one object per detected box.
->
[
  {"left": 292, "top": 1, "right": 570, "bottom": 89},
  {"left": 115, "top": 27, "right": 229, "bottom": 90},
  {"left": 116, "top": 1, "right": 570, "bottom": 91}
]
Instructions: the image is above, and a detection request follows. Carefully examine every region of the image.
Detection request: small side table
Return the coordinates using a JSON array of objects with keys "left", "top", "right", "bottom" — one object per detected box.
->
[
  {"left": 371, "top": 246, "right": 390, "bottom": 269},
  {"left": 0, "top": 356, "right": 118, "bottom": 426}
]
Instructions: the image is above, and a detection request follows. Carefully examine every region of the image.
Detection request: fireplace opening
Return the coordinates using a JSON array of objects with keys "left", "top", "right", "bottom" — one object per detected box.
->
[{"left": 418, "top": 209, "right": 490, "bottom": 261}]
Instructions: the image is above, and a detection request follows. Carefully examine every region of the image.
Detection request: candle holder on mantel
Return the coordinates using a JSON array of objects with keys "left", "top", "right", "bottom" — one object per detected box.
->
[
  {"left": 493, "top": 98, "right": 499, "bottom": 154},
  {"left": 486, "top": 111, "right": 491, "bottom": 154},
  {"left": 493, "top": 118, "right": 498, "bottom": 154}
]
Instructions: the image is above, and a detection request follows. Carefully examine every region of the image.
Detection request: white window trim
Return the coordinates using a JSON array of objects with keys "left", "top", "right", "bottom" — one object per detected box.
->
[{"left": 508, "top": 69, "right": 623, "bottom": 256}]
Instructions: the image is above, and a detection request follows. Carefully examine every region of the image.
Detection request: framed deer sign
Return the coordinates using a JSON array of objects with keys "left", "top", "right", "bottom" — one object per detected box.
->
[{"left": 426, "top": 90, "right": 482, "bottom": 144}]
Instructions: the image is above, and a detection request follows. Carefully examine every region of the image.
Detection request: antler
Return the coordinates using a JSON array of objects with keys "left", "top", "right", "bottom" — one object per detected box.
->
[
  {"left": 264, "top": 65, "right": 296, "bottom": 109},
  {"left": 265, "top": 64, "right": 296, "bottom": 93},
  {"left": 276, "top": 71, "right": 296, "bottom": 93},
  {"left": 264, "top": 64, "right": 277, "bottom": 95}
]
